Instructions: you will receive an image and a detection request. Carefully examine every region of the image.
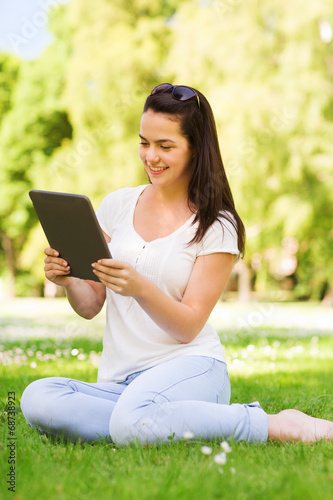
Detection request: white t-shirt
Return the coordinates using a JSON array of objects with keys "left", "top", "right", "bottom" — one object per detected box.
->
[{"left": 96, "top": 184, "right": 240, "bottom": 382}]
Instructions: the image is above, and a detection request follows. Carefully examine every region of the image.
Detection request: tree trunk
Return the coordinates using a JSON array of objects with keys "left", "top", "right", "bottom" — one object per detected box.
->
[
  {"left": 237, "top": 259, "right": 251, "bottom": 302},
  {"left": 321, "top": 286, "right": 333, "bottom": 307}
]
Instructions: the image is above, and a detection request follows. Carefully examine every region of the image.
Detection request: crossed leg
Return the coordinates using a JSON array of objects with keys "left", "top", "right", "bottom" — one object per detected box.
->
[
  {"left": 21, "top": 376, "right": 126, "bottom": 442},
  {"left": 108, "top": 356, "right": 268, "bottom": 444},
  {"left": 21, "top": 357, "right": 333, "bottom": 445}
]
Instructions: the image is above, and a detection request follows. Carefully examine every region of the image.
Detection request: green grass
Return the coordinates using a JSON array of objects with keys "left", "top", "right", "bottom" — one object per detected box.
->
[{"left": 0, "top": 299, "right": 333, "bottom": 500}]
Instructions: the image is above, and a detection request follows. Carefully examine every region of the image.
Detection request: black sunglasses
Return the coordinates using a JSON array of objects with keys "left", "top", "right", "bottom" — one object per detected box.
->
[{"left": 150, "top": 83, "right": 200, "bottom": 108}]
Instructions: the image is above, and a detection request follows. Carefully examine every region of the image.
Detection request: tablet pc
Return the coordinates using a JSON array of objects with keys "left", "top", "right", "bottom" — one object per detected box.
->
[{"left": 29, "top": 189, "right": 111, "bottom": 282}]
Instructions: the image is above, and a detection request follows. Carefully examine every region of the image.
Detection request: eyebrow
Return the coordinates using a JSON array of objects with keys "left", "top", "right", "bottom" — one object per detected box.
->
[{"left": 139, "top": 134, "right": 176, "bottom": 144}]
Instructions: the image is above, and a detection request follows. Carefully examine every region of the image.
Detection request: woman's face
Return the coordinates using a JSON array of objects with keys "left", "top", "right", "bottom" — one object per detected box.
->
[{"left": 139, "top": 110, "right": 193, "bottom": 191}]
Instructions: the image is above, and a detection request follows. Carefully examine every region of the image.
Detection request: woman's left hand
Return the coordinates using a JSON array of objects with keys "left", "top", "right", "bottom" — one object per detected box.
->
[{"left": 92, "top": 259, "right": 144, "bottom": 297}]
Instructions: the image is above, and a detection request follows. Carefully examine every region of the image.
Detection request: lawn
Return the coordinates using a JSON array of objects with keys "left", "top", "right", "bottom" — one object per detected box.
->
[{"left": 1, "top": 298, "right": 333, "bottom": 500}]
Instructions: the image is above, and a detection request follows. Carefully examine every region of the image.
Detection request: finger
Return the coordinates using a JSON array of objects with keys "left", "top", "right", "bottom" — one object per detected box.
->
[
  {"left": 46, "top": 270, "right": 71, "bottom": 278},
  {"left": 44, "top": 247, "right": 59, "bottom": 257},
  {"left": 92, "top": 267, "right": 115, "bottom": 282},
  {"left": 92, "top": 268, "right": 124, "bottom": 286},
  {"left": 92, "top": 262, "right": 124, "bottom": 277},
  {"left": 44, "top": 256, "right": 69, "bottom": 267},
  {"left": 94, "top": 259, "right": 130, "bottom": 272},
  {"left": 94, "top": 273, "right": 123, "bottom": 293},
  {"left": 95, "top": 258, "right": 127, "bottom": 269},
  {"left": 44, "top": 263, "right": 70, "bottom": 273}
]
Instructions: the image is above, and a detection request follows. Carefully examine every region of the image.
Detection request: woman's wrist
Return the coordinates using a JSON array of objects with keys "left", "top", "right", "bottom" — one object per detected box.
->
[
  {"left": 62, "top": 276, "right": 80, "bottom": 290},
  {"left": 133, "top": 274, "right": 153, "bottom": 301}
]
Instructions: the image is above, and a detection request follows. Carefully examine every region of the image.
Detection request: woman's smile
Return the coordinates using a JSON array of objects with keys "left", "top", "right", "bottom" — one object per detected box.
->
[
  {"left": 139, "top": 109, "right": 193, "bottom": 190},
  {"left": 147, "top": 165, "right": 169, "bottom": 175}
]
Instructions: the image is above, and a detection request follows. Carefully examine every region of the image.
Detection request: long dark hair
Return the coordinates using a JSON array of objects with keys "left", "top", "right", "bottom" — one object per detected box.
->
[{"left": 143, "top": 86, "right": 245, "bottom": 257}]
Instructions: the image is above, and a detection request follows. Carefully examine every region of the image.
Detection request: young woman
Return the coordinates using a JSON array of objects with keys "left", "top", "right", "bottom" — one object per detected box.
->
[{"left": 21, "top": 84, "right": 333, "bottom": 445}]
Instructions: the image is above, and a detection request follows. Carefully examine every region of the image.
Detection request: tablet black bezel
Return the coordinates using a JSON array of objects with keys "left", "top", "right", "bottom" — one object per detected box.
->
[{"left": 29, "top": 189, "right": 111, "bottom": 282}]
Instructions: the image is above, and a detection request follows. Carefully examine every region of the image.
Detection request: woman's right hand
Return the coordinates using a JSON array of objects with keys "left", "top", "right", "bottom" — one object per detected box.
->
[{"left": 44, "top": 247, "right": 72, "bottom": 287}]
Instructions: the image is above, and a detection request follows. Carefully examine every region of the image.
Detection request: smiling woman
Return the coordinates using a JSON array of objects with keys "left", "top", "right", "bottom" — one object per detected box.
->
[
  {"left": 139, "top": 110, "right": 193, "bottom": 191},
  {"left": 20, "top": 83, "right": 333, "bottom": 446}
]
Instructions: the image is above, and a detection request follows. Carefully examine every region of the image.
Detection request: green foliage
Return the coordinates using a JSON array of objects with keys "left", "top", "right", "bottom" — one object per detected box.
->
[
  {"left": 0, "top": 53, "right": 20, "bottom": 122},
  {"left": 0, "top": 4, "right": 73, "bottom": 295},
  {"left": 166, "top": 0, "right": 333, "bottom": 299},
  {"left": 0, "top": 0, "right": 333, "bottom": 298}
]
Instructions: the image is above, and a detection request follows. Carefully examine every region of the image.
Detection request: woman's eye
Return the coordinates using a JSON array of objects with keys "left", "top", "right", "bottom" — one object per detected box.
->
[
  {"left": 161, "top": 145, "right": 171, "bottom": 150},
  {"left": 140, "top": 142, "right": 149, "bottom": 146}
]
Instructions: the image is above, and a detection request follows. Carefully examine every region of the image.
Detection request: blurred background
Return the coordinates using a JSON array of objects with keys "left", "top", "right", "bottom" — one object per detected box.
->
[{"left": 0, "top": 0, "right": 332, "bottom": 304}]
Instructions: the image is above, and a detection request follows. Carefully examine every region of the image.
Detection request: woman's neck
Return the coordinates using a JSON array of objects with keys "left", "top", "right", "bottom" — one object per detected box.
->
[{"left": 146, "top": 183, "right": 189, "bottom": 210}]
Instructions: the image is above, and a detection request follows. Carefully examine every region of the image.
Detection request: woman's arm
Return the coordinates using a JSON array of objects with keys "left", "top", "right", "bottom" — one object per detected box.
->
[
  {"left": 92, "top": 252, "right": 235, "bottom": 343},
  {"left": 64, "top": 278, "right": 106, "bottom": 319},
  {"left": 44, "top": 247, "right": 106, "bottom": 319}
]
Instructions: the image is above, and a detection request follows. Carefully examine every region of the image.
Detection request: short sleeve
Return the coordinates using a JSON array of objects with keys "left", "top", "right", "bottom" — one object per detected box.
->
[
  {"left": 95, "top": 188, "right": 125, "bottom": 238},
  {"left": 197, "top": 212, "right": 240, "bottom": 261}
]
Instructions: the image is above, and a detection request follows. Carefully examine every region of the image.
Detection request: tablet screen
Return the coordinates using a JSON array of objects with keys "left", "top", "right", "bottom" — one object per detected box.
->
[{"left": 29, "top": 190, "right": 111, "bottom": 282}]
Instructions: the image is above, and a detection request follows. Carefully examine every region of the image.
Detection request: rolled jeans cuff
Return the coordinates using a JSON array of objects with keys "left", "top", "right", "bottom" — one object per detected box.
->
[{"left": 243, "top": 401, "right": 268, "bottom": 443}]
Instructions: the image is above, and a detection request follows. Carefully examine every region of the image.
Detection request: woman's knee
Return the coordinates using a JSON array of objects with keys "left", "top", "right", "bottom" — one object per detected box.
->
[
  {"left": 109, "top": 402, "right": 150, "bottom": 445},
  {"left": 109, "top": 407, "right": 135, "bottom": 445},
  {"left": 21, "top": 377, "right": 69, "bottom": 426},
  {"left": 21, "top": 378, "right": 47, "bottom": 421}
]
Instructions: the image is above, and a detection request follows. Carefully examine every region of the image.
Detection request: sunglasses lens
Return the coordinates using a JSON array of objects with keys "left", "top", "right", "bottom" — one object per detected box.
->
[
  {"left": 172, "top": 86, "right": 197, "bottom": 101},
  {"left": 151, "top": 83, "right": 173, "bottom": 95},
  {"left": 150, "top": 84, "right": 200, "bottom": 108}
]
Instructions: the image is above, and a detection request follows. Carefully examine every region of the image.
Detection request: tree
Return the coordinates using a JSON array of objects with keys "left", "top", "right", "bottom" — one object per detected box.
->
[
  {"left": 0, "top": 0, "right": 183, "bottom": 295},
  {"left": 164, "top": 0, "right": 333, "bottom": 301},
  {"left": 2, "top": 0, "right": 332, "bottom": 301},
  {"left": 58, "top": 0, "right": 182, "bottom": 201},
  {"left": 0, "top": 53, "right": 21, "bottom": 296},
  {"left": 0, "top": 4, "right": 73, "bottom": 296}
]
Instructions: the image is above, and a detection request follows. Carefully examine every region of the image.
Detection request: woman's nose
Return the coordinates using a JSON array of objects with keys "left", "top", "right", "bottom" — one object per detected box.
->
[{"left": 146, "top": 149, "right": 160, "bottom": 164}]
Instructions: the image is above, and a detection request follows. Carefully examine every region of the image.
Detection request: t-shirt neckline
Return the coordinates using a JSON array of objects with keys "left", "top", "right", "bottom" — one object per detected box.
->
[{"left": 131, "top": 185, "right": 196, "bottom": 244}]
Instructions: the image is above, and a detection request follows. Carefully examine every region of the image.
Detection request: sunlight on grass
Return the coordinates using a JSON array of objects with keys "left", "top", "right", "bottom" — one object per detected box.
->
[{"left": 1, "top": 298, "right": 333, "bottom": 500}]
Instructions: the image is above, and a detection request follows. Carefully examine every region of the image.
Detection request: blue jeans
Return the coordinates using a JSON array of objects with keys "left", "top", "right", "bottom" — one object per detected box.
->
[{"left": 21, "top": 355, "right": 268, "bottom": 444}]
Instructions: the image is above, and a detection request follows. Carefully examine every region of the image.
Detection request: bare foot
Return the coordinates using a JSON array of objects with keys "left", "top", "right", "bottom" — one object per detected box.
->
[{"left": 267, "top": 409, "right": 333, "bottom": 443}]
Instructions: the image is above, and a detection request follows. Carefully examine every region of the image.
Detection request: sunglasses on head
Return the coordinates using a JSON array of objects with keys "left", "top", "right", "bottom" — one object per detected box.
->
[{"left": 150, "top": 83, "right": 200, "bottom": 109}]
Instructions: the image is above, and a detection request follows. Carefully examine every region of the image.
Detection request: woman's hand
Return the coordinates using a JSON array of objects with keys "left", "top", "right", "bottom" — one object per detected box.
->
[
  {"left": 92, "top": 253, "right": 235, "bottom": 344},
  {"left": 92, "top": 259, "right": 144, "bottom": 297},
  {"left": 43, "top": 247, "right": 106, "bottom": 319},
  {"left": 44, "top": 247, "right": 72, "bottom": 287}
]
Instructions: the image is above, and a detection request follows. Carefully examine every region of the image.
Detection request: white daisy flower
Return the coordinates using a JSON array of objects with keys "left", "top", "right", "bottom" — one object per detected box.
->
[
  {"left": 183, "top": 431, "right": 195, "bottom": 440},
  {"left": 214, "top": 452, "right": 227, "bottom": 465},
  {"left": 201, "top": 446, "right": 212, "bottom": 455},
  {"left": 220, "top": 441, "right": 232, "bottom": 453}
]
